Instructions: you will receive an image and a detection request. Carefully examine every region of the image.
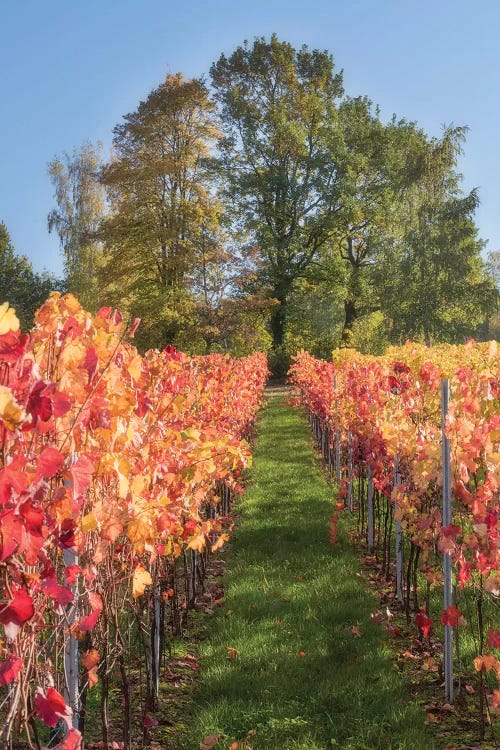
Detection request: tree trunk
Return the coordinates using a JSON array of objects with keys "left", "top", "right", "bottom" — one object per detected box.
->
[
  {"left": 270, "top": 301, "right": 286, "bottom": 349},
  {"left": 270, "top": 279, "right": 292, "bottom": 349},
  {"left": 341, "top": 298, "right": 357, "bottom": 347}
]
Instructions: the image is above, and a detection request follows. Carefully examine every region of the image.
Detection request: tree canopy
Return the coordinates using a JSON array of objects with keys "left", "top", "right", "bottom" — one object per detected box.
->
[{"left": 43, "top": 35, "right": 497, "bottom": 365}]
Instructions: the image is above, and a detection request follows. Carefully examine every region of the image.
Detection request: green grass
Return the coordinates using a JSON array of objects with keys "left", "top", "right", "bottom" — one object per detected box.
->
[{"left": 178, "top": 395, "right": 436, "bottom": 750}]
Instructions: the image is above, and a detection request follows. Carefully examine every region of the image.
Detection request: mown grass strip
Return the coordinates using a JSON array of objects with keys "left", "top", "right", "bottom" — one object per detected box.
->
[{"left": 178, "top": 394, "right": 435, "bottom": 750}]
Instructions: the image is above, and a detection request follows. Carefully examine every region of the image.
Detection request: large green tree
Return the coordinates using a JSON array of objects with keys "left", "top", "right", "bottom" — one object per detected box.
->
[
  {"left": 210, "top": 35, "right": 347, "bottom": 350},
  {"left": 374, "top": 127, "right": 496, "bottom": 344}
]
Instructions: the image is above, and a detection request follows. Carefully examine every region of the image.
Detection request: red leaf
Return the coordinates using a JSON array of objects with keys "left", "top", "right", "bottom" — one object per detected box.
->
[
  {"left": 0, "top": 510, "right": 25, "bottom": 561},
  {"left": 36, "top": 446, "right": 65, "bottom": 479},
  {"left": 34, "top": 686, "right": 71, "bottom": 728},
  {"left": 50, "top": 388, "right": 72, "bottom": 418},
  {"left": 26, "top": 382, "right": 52, "bottom": 424},
  {"left": 415, "top": 611, "right": 433, "bottom": 638},
  {"left": 441, "top": 606, "right": 464, "bottom": 627},
  {"left": 0, "top": 655, "right": 22, "bottom": 685},
  {"left": 487, "top": 629, "right": 500, "bottom": 648},
  {"left": 61, "top": 728, "right": 82, "bottom": 750},
  {"left": 78, "top": 609, "right": 101, "bottom": 632},
  {"left": 441, "top": 524, "right": 462, "bottom": 538},
  {"left": 68, "top": 455, "right": 95, "bottom": 501},
  {"left": 65, "top": 565, "right": 81, "bottom": 585},
  {"left": 83, "top": 347, "right": 99, "bottom": 380},
  {"left": 42, "top": 577, "right": 74, "bottom": 606},
  {"left": 143, "top": 714, "right": 158, "bottom": 727},
  {"left": 0, "top": 588, "right": 35, "bottom": 638},
  {"left": 0, "top": 459, "right": 28, "bottom": 505}
]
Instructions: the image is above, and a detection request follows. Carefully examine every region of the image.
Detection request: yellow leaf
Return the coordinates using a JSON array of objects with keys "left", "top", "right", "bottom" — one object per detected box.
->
[
  {"left": 181, "top": 427, "right": 201, "bottom": 441},
  {"left": 0, "top": 302, "right": 19, "bottom": 334},
  {"left": 132, "top": 565, "right": 152, "bottom": 598},
  {"left": 81, "top": 511, "right": 98, "bottom": 533},
  {"left": 0, "top": 386, "right": 25, "bottom": 430},
  {"left": 127, "top": 353, "right": 143, "bottom": 382}
]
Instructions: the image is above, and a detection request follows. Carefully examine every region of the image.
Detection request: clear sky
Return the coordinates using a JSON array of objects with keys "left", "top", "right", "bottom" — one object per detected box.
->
[{"left": 2, "top": 0, "right": 499, "bottom": 276}]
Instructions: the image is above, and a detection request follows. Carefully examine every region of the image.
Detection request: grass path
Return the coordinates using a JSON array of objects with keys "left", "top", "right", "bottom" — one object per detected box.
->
[{"left": 178, "top": 394, "right": 435, "bottom": 750}]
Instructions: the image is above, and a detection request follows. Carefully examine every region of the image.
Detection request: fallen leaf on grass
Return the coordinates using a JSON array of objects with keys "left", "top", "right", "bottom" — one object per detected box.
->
[
  {"left": 351, "top": 623, "right": 362, "bottom": 637},
  {"left": 297, "top": 651, "right": 306, "bottom": 657},
  {"left": 226, "top": 647, "right": 238, "bottom": 660},
  {"left": 200, "top": 734, "right": 223, "bottom": 750}
]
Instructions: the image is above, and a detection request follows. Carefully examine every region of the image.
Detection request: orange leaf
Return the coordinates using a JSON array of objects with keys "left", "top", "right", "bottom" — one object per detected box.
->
[
  {"left": 200, "top": 734, "right": 223, "bottom": 750},
  {"left": 81, "top": 649, "right": 100, "bottom": 670}
]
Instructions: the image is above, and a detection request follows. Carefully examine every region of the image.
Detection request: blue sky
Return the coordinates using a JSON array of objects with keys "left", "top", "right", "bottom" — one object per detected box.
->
[{"left": 2, "top": 0, "right": 500, "bottom": 276}]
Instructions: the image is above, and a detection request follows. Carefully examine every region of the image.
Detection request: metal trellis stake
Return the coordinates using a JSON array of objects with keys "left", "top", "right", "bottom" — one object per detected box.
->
[
  {"left": 394, "top": 456, "right": 404, "bottom": 603},
  {"left": 367, "top": 465, "right": 374, "bottom": 549},
  {"left": 441, "top": 379, "right": 454, "bottom": 702}
]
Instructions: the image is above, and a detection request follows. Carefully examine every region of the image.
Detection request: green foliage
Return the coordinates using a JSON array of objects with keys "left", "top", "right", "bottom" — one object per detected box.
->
[
  {"left": 349, "top": 310, "right": 390, "bottom": 354},
  {"left": 0, "top": 222, "right": 65, "bottom": 330},
  {"left": 211, "top": 35, "right": 346, "bottom": 348},
  {"left": 374, "top": 130, "right": 496, "bottom": 344},
  {"left": 44, "top": 37, "right": 498, "bottom": 357}
]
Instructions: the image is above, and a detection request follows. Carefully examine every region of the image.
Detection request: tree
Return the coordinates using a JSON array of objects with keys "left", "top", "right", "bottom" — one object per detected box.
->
[
  {"left": 210, "top": 35, "right": 346, "bottom": 350},
  {"left": 48, "top": 141, "right": 106, "bottom": 310},
  {"left": 375, "top": 128, "right": 496, "bottom": 344},
  {"left": 187, "top": 227, "right": 273, "bottom": 353},
  {"left": 0, "top": 222, "right": 65, "bottom": 330},
  {"left": 99, "top": 73, "right": 221, "bottom": 348}
]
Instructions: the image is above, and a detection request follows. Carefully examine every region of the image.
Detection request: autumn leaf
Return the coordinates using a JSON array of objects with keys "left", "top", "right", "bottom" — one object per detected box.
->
[
  {"left": 226, "top": 646, "right": 238, "bottom": 660},
  {"left": 68, "top": 455, "right": 95, "bottom": 501},
  {"left": 0, "top": 302, "right": 19, "bottom": 334},
  {"left": 351, "top": 623, "right": 362, "bottom": 637},
  {"left": 441, "top": 606, "right": 466, "bottom": 627},
  {"left": 133, "top": 565, "right": 153, "bottom": 598},
  {"left": 0, "top": 386, "right": 26, "bottom": 430},
  {"left": 474, "top": 653, "right": 500, "bottom": 676},
  {"left": 82, "top": 649, "right": 99, "bottom": 669},
  {"left": 0, "top": 588, "right": 35, "bottom": 639},
  {"left": 34, "top": 686, "right": 72, "bottom": 728},
  {"left": 65, "top": 565, "right": 81, "bottom": 585},
  {"left": 487, "top": 629, "right": 500, "bottom": 648},
  {"left": 42, "top": 577, "right": 74, "bottom": 607},
  {"left": 0, "top": 655, "right": 22, "bottom": 685},
  {"left": 77, "top": 609, "right": 101, "bottom": 633},
  {"left": 415, "top": 610, "right": 433, "bottom": 638},
  {"left": 82, "top": 649, "right": 100, "bottom": 687},
  {"left": 36, "top": 446, "right": 65, "bottom": 479},
  {"left": 200, "top": 734, "right": 223, "bottom": 750}
]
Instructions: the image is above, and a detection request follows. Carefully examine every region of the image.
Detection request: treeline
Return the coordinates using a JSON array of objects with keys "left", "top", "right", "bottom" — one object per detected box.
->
[{"left": 4, "top": 35, "right": 500, "bottom": 369}]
